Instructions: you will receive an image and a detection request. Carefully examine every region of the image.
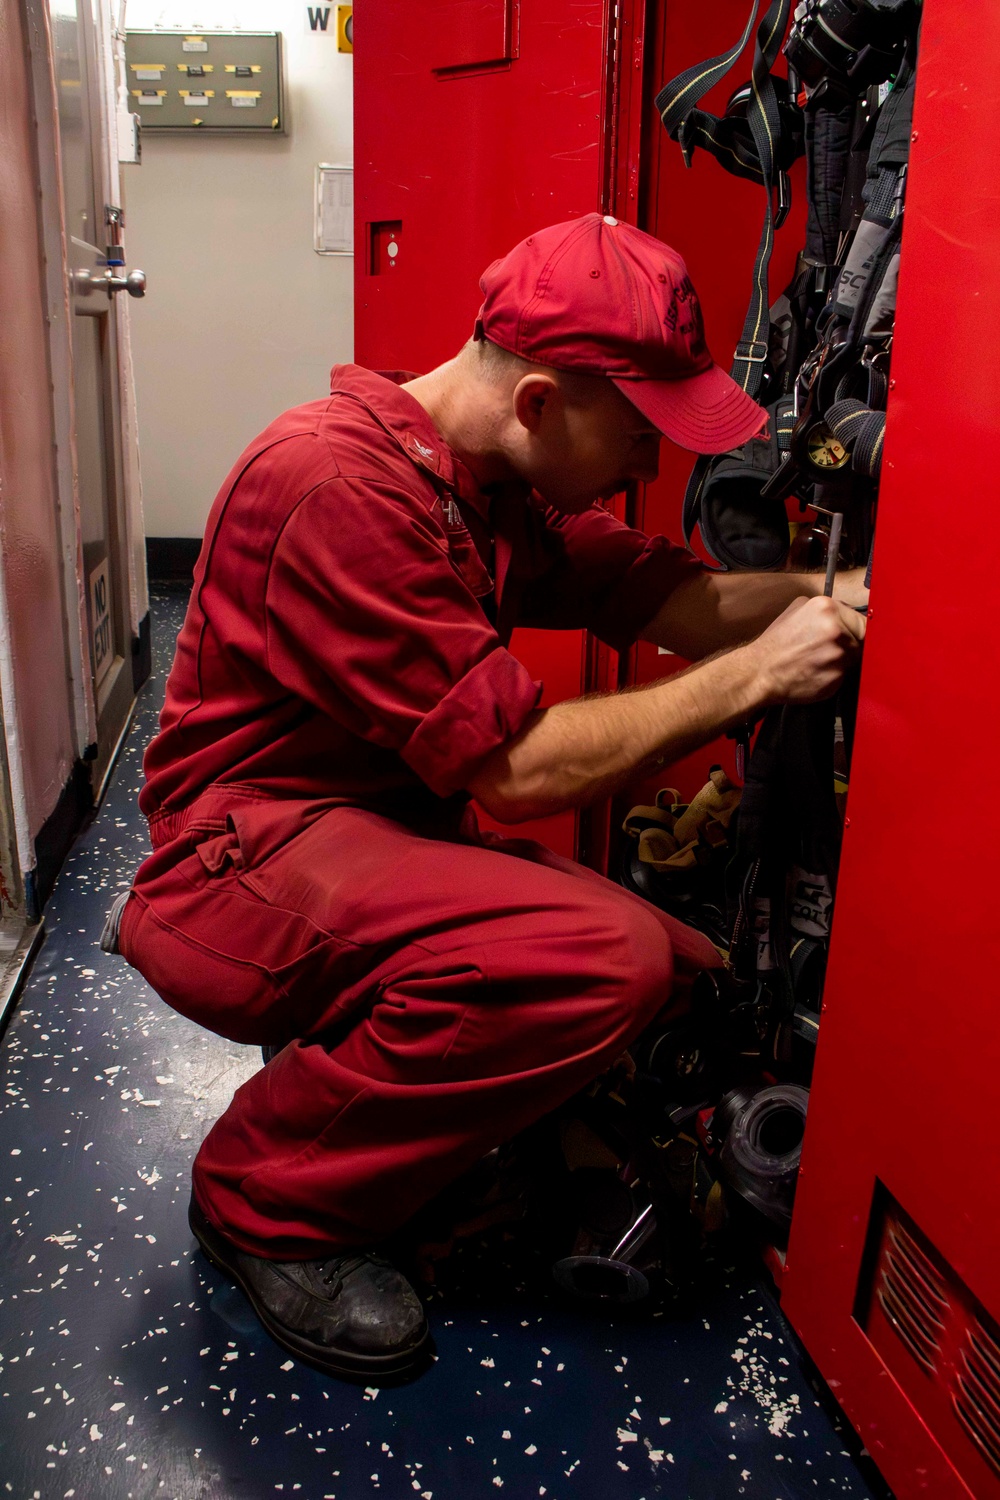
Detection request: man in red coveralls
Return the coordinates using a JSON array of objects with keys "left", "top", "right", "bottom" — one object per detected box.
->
[{"left": 115, "top": 215, "right": 865, "bottom": 1380}]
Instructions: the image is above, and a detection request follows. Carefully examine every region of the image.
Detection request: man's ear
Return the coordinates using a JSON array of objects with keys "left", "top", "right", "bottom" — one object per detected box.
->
[{"left": 511, "top": 373, "right": 562, "bottom": 434}]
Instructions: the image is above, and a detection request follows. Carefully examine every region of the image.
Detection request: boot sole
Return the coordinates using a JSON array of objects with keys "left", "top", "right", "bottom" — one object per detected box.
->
[{"left": 189, "top": 1197, "right": 433, "bottom": 1383}]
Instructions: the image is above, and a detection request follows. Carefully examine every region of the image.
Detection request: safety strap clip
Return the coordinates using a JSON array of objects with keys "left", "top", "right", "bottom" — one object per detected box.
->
[{"left": 735, "top": 339, "right": 770, "bottom": 365}]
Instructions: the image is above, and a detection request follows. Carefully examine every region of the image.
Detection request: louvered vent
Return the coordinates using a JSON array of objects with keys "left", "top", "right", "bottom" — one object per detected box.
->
[
  {"left": 858, "top": 1185, "right": 1000, "bottom": 1497},
  {"left": 954, "top": 1321, "right": 1000, "bottom": 1479},
  {"left": 876, "top": 1216, "right": 949, "bottom": 1373}
]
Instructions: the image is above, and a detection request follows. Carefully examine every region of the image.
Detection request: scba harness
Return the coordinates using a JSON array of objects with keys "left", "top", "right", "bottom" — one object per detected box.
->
[
  {"left": 657, "top": 0, "right": 919, "bottom": 975},
  {"left": 658, "top": 0, "right": 918, "bottom": 574},
  {"left": 611, "top": 0, "right": 920, "bottom": 1270}
]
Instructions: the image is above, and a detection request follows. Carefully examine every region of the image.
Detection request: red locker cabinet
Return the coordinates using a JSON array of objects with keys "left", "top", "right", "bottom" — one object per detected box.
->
[
  {"left": 353, "top": 0, "right": 620, "bottom": 858},
  {"left": 779, "top": 5, "right": 1000, "bottom": 1497}
]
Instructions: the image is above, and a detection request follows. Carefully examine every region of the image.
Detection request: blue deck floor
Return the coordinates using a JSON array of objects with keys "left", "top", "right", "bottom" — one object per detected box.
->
[{"left": 0, "top": 589, "right": 888, "bottom": 1500}]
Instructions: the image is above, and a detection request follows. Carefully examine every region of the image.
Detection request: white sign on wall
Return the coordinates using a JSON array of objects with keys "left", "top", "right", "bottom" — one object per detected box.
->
[{"left": 315, "top": 163, "right": 353, "bottom": 255}]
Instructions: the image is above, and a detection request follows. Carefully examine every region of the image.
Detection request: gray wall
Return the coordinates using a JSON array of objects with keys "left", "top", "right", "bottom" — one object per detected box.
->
[{"left": 124, "top": 0, "right": 354, "bottom": 538}]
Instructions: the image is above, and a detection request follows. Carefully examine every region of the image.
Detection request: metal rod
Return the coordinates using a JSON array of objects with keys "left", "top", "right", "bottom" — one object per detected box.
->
[
  {"left": 824, "top": 510, "right": 844, "bottom": 597},
  {"left": 610, "top": 1203, "right": 657, "bottom": 1263}
]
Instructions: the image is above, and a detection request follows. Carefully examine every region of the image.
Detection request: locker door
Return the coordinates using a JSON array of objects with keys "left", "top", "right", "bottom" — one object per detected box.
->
[
  {"left": 353, "top": 0, "right": 612, "bottom": 858},
  {"left": 779, "top": 6, "right": 1000, "bottom": 1496}
]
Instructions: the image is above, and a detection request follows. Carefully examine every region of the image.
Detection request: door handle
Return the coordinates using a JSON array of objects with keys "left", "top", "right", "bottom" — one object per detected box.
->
[
  {"left": 73, "top": 268, "right": 147, "bottom": 300},
  {"left": 106, "top": 268, "right": 146, "bottom": 298}
]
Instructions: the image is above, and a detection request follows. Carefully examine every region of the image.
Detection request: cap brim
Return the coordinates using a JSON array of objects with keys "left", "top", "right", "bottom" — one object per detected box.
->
[{"left": 612, "top": 363, "right": 767, "bottom": 454}]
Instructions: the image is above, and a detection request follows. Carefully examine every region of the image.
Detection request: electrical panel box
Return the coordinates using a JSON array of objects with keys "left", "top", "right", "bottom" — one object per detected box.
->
[{"left": 124, "top": 31, "right": 284, "bottom": 134}]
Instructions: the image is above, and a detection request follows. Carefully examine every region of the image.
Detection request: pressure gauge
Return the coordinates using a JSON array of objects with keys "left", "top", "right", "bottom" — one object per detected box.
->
[{"left": 805, "top": 423, "right": 850, "bottom": 472}]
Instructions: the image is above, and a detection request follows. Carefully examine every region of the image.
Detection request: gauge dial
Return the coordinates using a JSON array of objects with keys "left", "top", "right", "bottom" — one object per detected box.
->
[{"left": 806, "top": 424, "right": 849, "bottom": 471}]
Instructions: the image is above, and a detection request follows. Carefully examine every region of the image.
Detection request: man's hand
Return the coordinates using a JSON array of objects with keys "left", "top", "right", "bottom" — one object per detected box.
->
[
  {"left": 744, "top": 595, "right": 866, "bottom": 706},
  {"left": 469, "top": 594, "right": 865, "bottom": 823}
]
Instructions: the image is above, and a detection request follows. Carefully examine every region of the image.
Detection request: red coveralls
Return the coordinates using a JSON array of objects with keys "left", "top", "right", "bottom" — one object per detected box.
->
[{"left": 122, "top": 366, "right": 720, "bottom": 1259}]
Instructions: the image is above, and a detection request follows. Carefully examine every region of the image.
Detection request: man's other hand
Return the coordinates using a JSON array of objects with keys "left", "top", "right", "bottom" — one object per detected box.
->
[{"left": 747, "top": 595, "right": 866, "bottom": 706}]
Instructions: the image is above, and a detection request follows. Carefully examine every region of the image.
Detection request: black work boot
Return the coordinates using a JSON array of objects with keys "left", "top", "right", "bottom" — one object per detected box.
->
[{"left": 189, "top": 1193, "right": 431, "bottom": 1381}]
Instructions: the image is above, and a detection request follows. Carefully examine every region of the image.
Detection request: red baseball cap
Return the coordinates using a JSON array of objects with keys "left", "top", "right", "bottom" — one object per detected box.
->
[{"left": 475, "top": 213, "right": 766, "bottom": 454}]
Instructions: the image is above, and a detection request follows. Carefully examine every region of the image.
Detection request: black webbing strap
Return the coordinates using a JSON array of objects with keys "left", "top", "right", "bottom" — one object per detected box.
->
[
  {"left": 654, "top": 0, "right": 764, "bottom": 174},
  {"left": 802, "top": 82, "right": 855, "bottom": 269},
  {"left": 659, "top": 0, "right": 795, "bottom": 552},
  {"left": 861, "top": 56, "right": 915, "bottom": 224},
  {"left": 826, "top": 397, "right": 886, "bottom": 478},
  {"left": 656, "top": 0, "right": 794, "bottom": 398},
  {"left": 835, "top": 354, "right": 889, "bottom": 411},
  {"left": 654, "top": 0, "right": 786, "bottom": 190}
]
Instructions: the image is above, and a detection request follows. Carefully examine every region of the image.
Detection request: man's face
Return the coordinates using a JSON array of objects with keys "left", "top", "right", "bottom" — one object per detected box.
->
[{"left": 511, "top": 374, "right": 662, "bottom": 513}]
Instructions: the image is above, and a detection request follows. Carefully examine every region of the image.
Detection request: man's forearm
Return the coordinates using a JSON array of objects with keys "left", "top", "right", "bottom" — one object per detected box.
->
[
  {"left": 469, "top": 594, "right": 865, "bottom": 824},
  {"left": 469, "top": 645, "right": 765, "bottom": 824},
  {"left": 640, "top": 566, "right": 868, "bottom": 660}
]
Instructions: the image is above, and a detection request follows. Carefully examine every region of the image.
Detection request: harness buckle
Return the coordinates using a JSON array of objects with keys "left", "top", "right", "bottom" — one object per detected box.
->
[
  {"left": 862, "top": 339, "right": 892, "bottom": 371},
  {"left": 735, "top": 339, "right": 769, "bottom": 365}
]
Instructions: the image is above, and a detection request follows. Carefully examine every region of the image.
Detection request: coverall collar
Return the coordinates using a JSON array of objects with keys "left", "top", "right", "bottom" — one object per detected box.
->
[{"left": 329, "top": 364, "right": 494, "bottom": 521}]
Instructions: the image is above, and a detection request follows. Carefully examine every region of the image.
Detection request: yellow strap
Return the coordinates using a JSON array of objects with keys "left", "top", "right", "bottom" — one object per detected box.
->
[
  {"left": 621, "top": 803, "right": 676, "bottom": 837},
  {"left": 671, "top": 768, "right": 741, "bottom": 845},
  {"left": 638, "top": 828, "right": 698, "bottom": 871}
]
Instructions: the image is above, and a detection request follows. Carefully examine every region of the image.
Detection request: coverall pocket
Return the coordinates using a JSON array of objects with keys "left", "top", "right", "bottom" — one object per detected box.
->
[
  {"left": 122, "top": 878, "right": 365, "bottom": 1046},
  {"left": 224, "top": 796, "right": 343, "bottom": 873}
]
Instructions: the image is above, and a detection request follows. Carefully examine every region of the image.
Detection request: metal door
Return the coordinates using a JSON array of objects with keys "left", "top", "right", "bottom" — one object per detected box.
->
[{"left": 50, "top": 0, "right": 136, "bottom": 791}]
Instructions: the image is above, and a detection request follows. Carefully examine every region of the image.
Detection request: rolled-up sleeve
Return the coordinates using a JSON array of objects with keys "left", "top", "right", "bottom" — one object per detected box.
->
[
  {"left": 264, "top": 478, "right": 542, "bottom": 797},
  {"left": 518, "top": 504, "right": 705, "bottom": 654}
]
